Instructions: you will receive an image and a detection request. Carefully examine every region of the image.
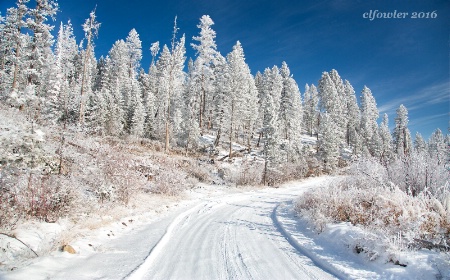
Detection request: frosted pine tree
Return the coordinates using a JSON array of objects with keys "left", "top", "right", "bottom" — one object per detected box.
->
[
  {"left": 255, "top": 67, "right": 282, "bottom": 150},
  {"left": 47, "top": 21, "right": 79, "bottom": 124},
  {"left": 328, "top": 70, "right": 347, "bottom": 138},
  {"left": 428, "top": 128, "right": 446, "bottom": 165},
  {"left": 79, "top": 8, "right": 100, "bottom": 124},
  {"left": 378, "top": 113, "right": 393, "bottom": 163},
  {"left": 85, "top": 90, "right": 106, "bottom": 135},
  {"left": 153, "top": 45, "right": 171, "bottom": 141},
  {"left": 179, "top": 58, "right": 201, "bottom": 152},
  {"left": 126, "top": 28, "right": 142, "bottom": 78},
  {"left": 211, "top": 53, "right": 230, "bottom": 147},
  {"left": 318, "top": 113, "right": 340, "bottom": 173},
  {"left": 108, "top": 79, "right": 125, "bottom": 136},
  {"left": 254, "top": 71, "right": 265, "bottom": 130},
  {"left": 414, "top": 132, "right": 427, "bottom": 154},
  {"left": 106, "top": 39, "right": 131, "bottom": 133},
  {"left": 279, "top": 61, "right": 303, "bottom": 162},
  {"left": 318, "top": 70, "right": 345, "bottom": 144},
  {"left": 130, "top": 80, "right": 146, "bottom": 137},
  {"left": 360, "top": 86, "right": 379, "bottom": 156},
  {"left": 343, "top": 80, "right": 360, "bottom": 147},
  {"left": 26, "top": 0, "right": 58, "bottom": 90},
  {"left": 226, "top": 41, "right": 257, "bottom": 156},
  {"left": 3, "top": 0, "right": 30, "bottom": 97},
  {"left": 393, "top": 104, "right": 412, "bottom": 156},
  {"left": 156, "top": 18, "right": 186, "bottom": 152},
  {"left": 261, "top": 87, "right": 281, "bottom": 185},
  {"left": 191, "top": 15, "right": 219, "bottom": 131},
  {"left": 143, "top": 42, "right": 159, "bottom": 137},
  {"left": 303, "top": 83, "right": 319, "bottom": 137}
]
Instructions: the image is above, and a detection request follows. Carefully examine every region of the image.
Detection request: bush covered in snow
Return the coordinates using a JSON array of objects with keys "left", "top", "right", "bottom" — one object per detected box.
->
[{"left": 296, "top": 156, "right": 450, "bottom": 262}]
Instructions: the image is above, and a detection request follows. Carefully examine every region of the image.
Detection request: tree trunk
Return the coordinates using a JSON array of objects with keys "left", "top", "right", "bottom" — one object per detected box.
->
[
  {"left": 257, "top": 132, "right": 262, "bottom": 148},
  {"left": 263, "top": 158, "right": 268, "bottom": 186},
  {"left": 228, "top": 102, "right": 234, "bottom": 159},
  {"left": 11, "top": 19, "right": 23, "bottom": 92},
  {"left": 199, "top": 74, "right": 205, "bottom": 131},
  {"left": 165, "top": 86, "right": 172, "bottom": 153},
  {"left": 214, "top": 128, "right": 221, "bottom": 147}
]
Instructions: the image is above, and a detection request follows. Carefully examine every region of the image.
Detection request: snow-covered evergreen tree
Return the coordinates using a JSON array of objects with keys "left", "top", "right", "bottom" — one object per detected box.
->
[
  {"left": 154, "top": 17, "right": 186, "bottom": 152},
  {"left": 211, "top": 53, "right": 230, "bottom": 147},
  {"left": 85, "top": 89, "right": 106, "bottom": 135},
  {"left": 279, "top": 61, "right": 303, "bottom": 162},
  {"left": 414, "top": 132, "right": 427, "bottom": 154},
  {"left": 261, "top": 83, "right": 281, "bottom": 185},
  {"left": 3, "top": 0, "right": 30, "bottom": 97},
  {"left": 318, "top": 70, "right": 346, "bottom": 144},
  {"left": 226, "top": 41, "right": 257, "bottom": 156},
  {"left": 393, "top": 104, "right": 412, "bottom": 156},
  {"left": 25, "top": 0, "right": 58, "bottom": 90},
  {"left": 317, "top": 112, "right": 340, "bottom": 172},
  {"left": 378, "top": 113, "right": 393, "bottom": 163},
  {"left": 428, "top": 128, "right": 446, "bottom": 165},
  {"left": 179, "top": 58, "right": 201, "bottom": 151},
  {"left": 130, "top": 80, "right": 146, "bottom": 137},
  {"left": 191, "top": 15, "right": 219, "bottom": 131},
  {"left": 360, "top": 86, "right": 379, "bottom": 156},
  {"left": 79, "top": 8, "right": 100, "bottom": 124},
  {"left": 47, "top": 21, "right": 79, "bottom": 124},
  {"left": 303, "top": 84, "right": 319, "bottom": 137},
  {"left": 125, "top": 28, "right": 142, "bottom": 79},
  {"left": 343, "top": 80, "right": 360, "bottom": 147}
]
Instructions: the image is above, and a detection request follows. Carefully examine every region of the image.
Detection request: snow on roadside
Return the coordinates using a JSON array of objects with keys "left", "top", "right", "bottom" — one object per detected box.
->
[
  {"left": 275, "top": 200, "right": 450, "bottom": 280},
  {"left": 2, "top": 175, "right": 448, "bottom": 280},
  {"left": 0, "top": 182, "right": 251, "bottom": 279}
]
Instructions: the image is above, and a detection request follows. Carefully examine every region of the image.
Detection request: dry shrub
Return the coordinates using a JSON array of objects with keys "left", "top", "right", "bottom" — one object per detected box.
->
[
  {"left": 305, "top": 157, "right": 322, "bottom": 177},
  {"left": 296, "top": 176, "right": 450, "bottom": 249},
  {"left": 220, "top": 159, "right": 264, "bottom": 187},
  {"left": 237, "top": 160, "right": 264, "bottom": 186},
  {"left": 265, "top": 168, "right": 284, "bottom": 187},
  {"left": 0, "top": 168, "right": 79, "bottom": 230},
  {"left": 147, "top": 155, "right": 194, "bottom": 196},
  {"left": 181, "top": 159, "right": 212, "bottom": 183},
  {"left": 281, "top": 161, "right": 308, "bottom": 181},
  {"left": 152, "top": 170, "right": 187, "bottom": 196}
]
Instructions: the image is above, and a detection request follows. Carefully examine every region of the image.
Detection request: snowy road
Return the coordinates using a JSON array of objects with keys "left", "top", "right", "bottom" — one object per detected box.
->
[
  {"left": 3, "top": 177, "right": 344, "bottom": 280},
  {"left": 127, "top": 177, "right": 337, "bottom": 280}
]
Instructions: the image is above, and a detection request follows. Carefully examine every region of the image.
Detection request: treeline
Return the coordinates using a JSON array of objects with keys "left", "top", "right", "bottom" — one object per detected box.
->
[{"left": 0, "top": 1, "right": 448, "bottom": 174}]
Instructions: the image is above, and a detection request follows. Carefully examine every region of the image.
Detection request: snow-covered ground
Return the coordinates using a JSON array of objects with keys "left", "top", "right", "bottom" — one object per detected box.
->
[{"left": 1, "top": 177, "right": 448, "bottom": 280}]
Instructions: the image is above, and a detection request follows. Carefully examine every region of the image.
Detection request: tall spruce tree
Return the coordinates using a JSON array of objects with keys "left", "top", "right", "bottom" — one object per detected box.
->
[
  {"left": 279, "top": 61, "right": 303, "bottom": 162},
  {"left": 360, "top": 86, "right": 379, "bottom": 156},
  {"left": 303, "top": 83, "right": 319, "bottom": 137},
  {"left": 79, "top": 8, "right": 100, "bottom": 124},
  {"left": 393, "top": 104, "right": 412, "bottom": 156},
  {"left": 191, "top": 15, "right": 218, "bottom": 131}
]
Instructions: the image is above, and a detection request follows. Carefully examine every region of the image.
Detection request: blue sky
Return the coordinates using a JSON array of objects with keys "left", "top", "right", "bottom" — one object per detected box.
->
[{"left": 1, "top": 0, "right": 448, "bottom": 138}]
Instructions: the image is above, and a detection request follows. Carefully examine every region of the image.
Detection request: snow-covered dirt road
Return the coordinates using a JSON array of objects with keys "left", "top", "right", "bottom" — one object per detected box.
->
[
  {"left": 5, "top": 176, "right": 402, "bottom": 280},
  {"left": 127, "top": 177, "right": 337, "bottom": 280}
]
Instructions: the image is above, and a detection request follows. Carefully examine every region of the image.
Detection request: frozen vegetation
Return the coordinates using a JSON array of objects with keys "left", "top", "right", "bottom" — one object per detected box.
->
[{"left": 0, "top": 1, "right": 449, "bottom": 279}]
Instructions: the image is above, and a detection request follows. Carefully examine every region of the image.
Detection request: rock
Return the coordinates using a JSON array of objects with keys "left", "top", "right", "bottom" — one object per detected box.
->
[{"left": 62, "top": 245, "right": 76, "bottom": 254}]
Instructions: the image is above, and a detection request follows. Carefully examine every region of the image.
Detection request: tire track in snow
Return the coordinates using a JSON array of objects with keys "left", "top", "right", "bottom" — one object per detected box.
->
[
  {"left": 221, "top": 207, "right": 254, "bottom": 280},
  {"left": 124, "top": 202, "right": 207, "bottom": 280},
  {"left": 125, "top": 177, "right": 337, "bottom": 280}
]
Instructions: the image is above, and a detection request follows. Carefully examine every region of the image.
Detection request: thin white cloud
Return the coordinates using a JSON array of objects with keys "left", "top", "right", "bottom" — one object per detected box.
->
[
  {"left": 409, "top": 112, "right": 449, "bottom": 128},
  {"left": 378, "top": 81, "right": 449, "bottom": 115}
]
